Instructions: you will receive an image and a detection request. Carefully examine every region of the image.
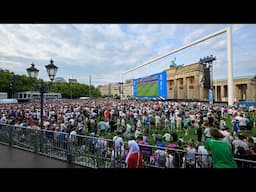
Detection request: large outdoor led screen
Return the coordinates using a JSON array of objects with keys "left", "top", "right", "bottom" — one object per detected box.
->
[{"left": 133, "top": 71, "right": 167, "bottom": 99}]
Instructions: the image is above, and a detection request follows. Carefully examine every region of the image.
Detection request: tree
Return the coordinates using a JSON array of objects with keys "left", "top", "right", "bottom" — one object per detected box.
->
[
  {"left": 49, "top": 82, "right": 101, "bottom": 99},
  {"left": 0, "top": 68, "right": 102, "bottom": 99}
]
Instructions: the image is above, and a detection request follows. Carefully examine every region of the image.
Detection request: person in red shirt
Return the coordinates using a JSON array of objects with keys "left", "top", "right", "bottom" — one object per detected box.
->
[{"left": 125, "top": 140, "right": 143, "bottom": 168}]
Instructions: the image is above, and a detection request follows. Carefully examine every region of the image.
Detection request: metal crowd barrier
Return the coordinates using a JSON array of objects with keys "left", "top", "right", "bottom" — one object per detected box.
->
[{"left": 0, "top": 123, "right": 255, "bottom": 168}]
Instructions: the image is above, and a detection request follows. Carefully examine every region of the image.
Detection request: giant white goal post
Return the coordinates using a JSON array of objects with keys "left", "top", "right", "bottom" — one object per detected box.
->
[{"left": 122, "top": 26, "right": 234, "bottom": 106}]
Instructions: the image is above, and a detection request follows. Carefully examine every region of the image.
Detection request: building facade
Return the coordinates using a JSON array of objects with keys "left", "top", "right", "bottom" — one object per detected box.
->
[
  {"left": 165, "top": 63, "right": 209, "bottom": 100},
  {"left": 97, "top": 84, "right": 111, "bottom": 96},
  {"left": 213, "top": 76, "right": 256, "bottom": 102},
  {"left": 98, "top": 62, "right": 256, "bottom": 102},
  {"left": 110, "top": 83, "right": 120, "bottom": 96},
  {"left": 98, "top": 83, "right": 120, "bottom": 96},
  {"left": 123, "top": 79, "right": 133, "bottom": 97}
]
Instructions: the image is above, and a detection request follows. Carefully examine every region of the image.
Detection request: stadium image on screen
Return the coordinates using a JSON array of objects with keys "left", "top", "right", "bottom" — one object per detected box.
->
[
  {"left": 137, "top": 76, "right": 158, "bottom": 96},
  {"left": 133, "top": 71, "right": 167, "bottom": 99}
]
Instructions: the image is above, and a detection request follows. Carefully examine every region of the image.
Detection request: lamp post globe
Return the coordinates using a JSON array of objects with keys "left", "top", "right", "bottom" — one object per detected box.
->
[
  {"left": 45, "top": 59, "right": 58, "bottom": 82},
  {"left": 26, "top": 63, "right": 39, "bottom": 79},
  {"left": 26, "top": 59, "right": 58, "bottom": 130}
]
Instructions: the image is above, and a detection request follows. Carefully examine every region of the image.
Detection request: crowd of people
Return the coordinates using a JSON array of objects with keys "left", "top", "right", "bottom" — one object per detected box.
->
[{"left": 0, "top": 98, "right": 255, "bottom": 168}]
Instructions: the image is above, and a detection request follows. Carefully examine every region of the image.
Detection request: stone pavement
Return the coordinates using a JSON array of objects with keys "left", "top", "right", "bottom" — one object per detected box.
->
[{"left": 0, "top": 144, "right": 83, "bottom": 168}]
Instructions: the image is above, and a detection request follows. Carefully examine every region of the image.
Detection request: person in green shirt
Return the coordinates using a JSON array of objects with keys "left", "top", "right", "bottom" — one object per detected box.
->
[{"left": 205, "top": 128, "right": 238, "bottom": 168}]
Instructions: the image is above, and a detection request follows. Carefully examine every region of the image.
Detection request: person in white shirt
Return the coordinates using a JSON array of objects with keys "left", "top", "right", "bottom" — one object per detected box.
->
[
  {"left": 163, "top": 132, "right": 172, "bottom": 142},
  {"left": 238, "top": 114, "right": 248, "bottom": 131},
  {"left": 203, "top": 122, "right": 211, "bottom": 140},
  {"left": 184, "top": 140, "right": 196, "bottom": 168},
  {"left": 69, "top": 129, "right": 77, "bottom": 143},
  {"left": 134, "top": 128, "right": 141, "bottom": 139},
  {"left": 96, "top": 134, "right": 107, "bottom": 157},
  {"left": 170, "top": 115, "right": 176, "bottom": 132},
  {"left": 219, "top": 128, "right": 232, "bottom": 147},
  {"left": 155, "top": 114, "right": 161, "bottom": 129},
  {"left": 197, "top": 145, "right": 211, "bottom": 168},
  {"left": 232, "top": 134, "right": 249, "bottom": 154},
  {"left": 0, "top": 115, "right": 7, "bottom": 124},
  {"left": 165, "top": 150, "right": 174, "bottom": 168},
  {"left": 113, "top": 131, "right": 124, "bottom": 157}
]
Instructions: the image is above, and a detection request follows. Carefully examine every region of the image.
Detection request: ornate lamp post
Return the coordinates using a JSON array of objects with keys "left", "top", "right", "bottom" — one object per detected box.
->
[
  {"left": 26, "top": 59, "right": 58, "bottom": 129},
  {"left": 10, "top": 72, "right": 17, "bottom": 99}
]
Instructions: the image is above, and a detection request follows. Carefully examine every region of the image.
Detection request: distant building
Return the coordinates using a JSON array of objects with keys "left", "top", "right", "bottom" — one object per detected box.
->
[
  {"left": 165, "top": 63, "right": 256, "bottom": 101},
  {"left": 0, "top": 92, "right": 8, "bottom": 99},
  {"left": 124, "top": 79, "right": 133, "bottom": 97},
  {"left": 213, "top": 76, "right": 256, "bottom": 102},
  {"left": 98, "top": 84, "right": 111, "bottom": 95},
  {"left": 165, "top": 63, "right": 208, "bottom": 100},
  {"left": 54, "top": 77, "right": 67, "bottom": 83},
  {"left": 110, "top": 83, "right": 120, "bottom": 96},
  {"left": 98, "top": 82, "right": 125, "bottom": 96},
  {"left": 68, "top": 79, "right": 78, "bottom": 83},
  {"left": 98, "top": 62, "right": 256, "bottom": 102},
  {"left": 97, "top": 81, "right": 127, "bottom": 96}
]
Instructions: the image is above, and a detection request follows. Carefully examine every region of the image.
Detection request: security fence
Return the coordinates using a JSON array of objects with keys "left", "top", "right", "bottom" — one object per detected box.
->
[{"left": 0, "top": 123, "right": 255, "bottom": 168}]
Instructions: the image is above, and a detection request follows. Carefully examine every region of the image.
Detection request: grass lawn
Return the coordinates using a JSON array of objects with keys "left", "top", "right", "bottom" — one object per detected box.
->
[
  {"left": 224, "top": 115, "right": 256, "bottom": 138},
  {"left": 83, "top": 114, "right": 256, "bottom": 147},
  {"left": 120, "top": 116, "right": 256, "bottom": 147}
]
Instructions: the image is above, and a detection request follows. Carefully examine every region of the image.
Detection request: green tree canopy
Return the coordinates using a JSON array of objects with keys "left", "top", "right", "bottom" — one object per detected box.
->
[{"left": 0, "top": 68, "right": 101, "bottom": 98}]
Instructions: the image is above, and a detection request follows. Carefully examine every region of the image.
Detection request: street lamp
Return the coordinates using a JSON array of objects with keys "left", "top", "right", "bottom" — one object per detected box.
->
[
  {"left": 26, "top": 59, "right": 58, "bottom": 129},
  {"left": 10, "top": 72, "right": 17, "bottom": 99}
]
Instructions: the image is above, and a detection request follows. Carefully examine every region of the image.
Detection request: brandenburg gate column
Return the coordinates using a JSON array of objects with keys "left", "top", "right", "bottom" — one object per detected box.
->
[
  {"left": 194, "top": 75, "right": 201, "bottom": 99},
  {"left": 183, "top": 77, "right": 187, "bottom": 99},
  {"left": 174, "top": 79, "right": 177, "bottom": 99},
  {"left": 214, "top": 85, "right": 218, "bottom": 102},
  {"left": 220, "top": 85, "right": 225, "bottom": 102},
  {"left": 176, "top": 79, "right": 180, "bottom": 99}
]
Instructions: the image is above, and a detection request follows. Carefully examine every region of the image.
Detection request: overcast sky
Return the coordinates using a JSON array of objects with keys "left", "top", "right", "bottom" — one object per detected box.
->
[{"left": 0, "top": 24, "right": 255, "bottom": 86}]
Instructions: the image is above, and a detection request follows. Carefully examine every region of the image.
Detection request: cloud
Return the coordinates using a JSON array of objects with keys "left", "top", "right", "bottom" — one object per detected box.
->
[
  {"left": 183, "top": 28, "right": 206, "bottom": 44},
  {"left": 232, "top": 24, "right": 246, "bottom": 32},
  {"left": 0, "top": 24, "right": 255, "bottom": 87}
]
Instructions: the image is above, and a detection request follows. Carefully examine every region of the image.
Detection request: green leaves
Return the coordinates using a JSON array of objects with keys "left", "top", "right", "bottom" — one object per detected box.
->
[{"left": 0, "top": 69, "right": 101, "bottom": 98}]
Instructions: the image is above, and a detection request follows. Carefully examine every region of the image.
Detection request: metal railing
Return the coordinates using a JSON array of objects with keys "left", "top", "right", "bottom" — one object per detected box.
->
[{"left": 0, "top": 123, "right": 255, "bottom": 168}]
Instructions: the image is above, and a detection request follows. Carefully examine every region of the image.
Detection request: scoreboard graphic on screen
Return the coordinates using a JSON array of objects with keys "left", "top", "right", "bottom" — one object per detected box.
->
[{"left": 133, "top": 71, "right": 167, "bottom": 99}]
